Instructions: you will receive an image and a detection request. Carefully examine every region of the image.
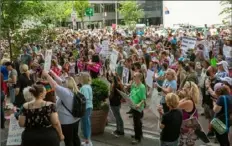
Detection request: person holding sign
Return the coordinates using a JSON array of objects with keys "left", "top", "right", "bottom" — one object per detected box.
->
[{"left": 130, "top": 72, "right": 146, "bottom": 144}]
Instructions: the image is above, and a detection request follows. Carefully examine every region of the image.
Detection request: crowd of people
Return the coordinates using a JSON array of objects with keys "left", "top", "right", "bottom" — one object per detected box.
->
[{"left": 0, "top": 24, "right": 232, "bottom": 146}]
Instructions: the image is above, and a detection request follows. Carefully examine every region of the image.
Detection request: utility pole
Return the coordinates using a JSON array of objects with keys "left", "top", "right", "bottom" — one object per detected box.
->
[{"left": 115, "top": 1, "right": 118, "bottom": 29}]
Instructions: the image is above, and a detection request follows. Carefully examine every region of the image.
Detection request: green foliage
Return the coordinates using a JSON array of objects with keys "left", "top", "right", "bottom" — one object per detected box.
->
[
  {"left": 39, "top": 1, "right": 72, "bottom": 27},
  {"left": 219, "top": 0, "right": 232, "bottom": 25},
  {"left": 118, "top": 1, "right": 144, "bottom": 29},
  {"left": 91, "top": 78, "right": 109, "bottom": 111},
  {"left": 73, "top": 0, "right": 90, "bottom": 28},
  {"left": 1, "top": 0, "right": 44, "bottom": 30}
]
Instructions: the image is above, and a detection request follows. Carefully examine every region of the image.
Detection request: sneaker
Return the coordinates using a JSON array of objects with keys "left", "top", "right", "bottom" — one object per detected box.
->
[
  {"left": 118, "top": 131, "right": 124, "bottom": 136},
  {"left": 112, "top": 130, "right": 119, "bottom": 138},
  {"left": 81, "top": 141, "right": 93, "bottom": 146},
  {"left": 131, "top": 139, "right": 141, "bottom": 145},
  {"left": 207, "top": 131, "right": 215, "bottom": 139}
]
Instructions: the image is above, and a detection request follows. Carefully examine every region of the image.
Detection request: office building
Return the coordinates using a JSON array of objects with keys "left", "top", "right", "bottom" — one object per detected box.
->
[{"left": 72, "top": 1, "right": 163, "bottom": 29}]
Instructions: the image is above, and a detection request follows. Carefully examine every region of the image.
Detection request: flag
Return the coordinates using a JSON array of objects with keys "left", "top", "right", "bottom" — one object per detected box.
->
[{"left": 164, "top": 7, "right": 170, "bottom": 15}]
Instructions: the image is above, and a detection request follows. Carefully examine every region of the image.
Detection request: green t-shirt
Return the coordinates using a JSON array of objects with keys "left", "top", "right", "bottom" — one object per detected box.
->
[{"left": 130, "top": 83, "right": 146, "bottom": 109}]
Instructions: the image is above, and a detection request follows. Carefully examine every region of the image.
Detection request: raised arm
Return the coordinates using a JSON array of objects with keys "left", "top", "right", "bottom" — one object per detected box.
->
[{"left": 42, "top": 70, "right": 58, "bottom": 89}]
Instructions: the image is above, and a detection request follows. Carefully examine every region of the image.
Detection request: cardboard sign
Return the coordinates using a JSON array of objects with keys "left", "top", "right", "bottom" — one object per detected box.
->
[
  {"left": 7, "top": 114, "right": 24, "bottom": 146},
  {"left": 44, "top": 49, "right": 52, "bottom": 71},
  {"left": 122, "top": 67, "right": 129, "bottom": 85},
  {"left": 99, "top": 40, "right": 110, "bottom": 57},
  {"left": 181, "top": 36, "right": 197, "bottom": 53},
  {"left": 109, "top": 49, "right": 119, "bottom": 72},
  {"left": 112, "top": 24, "right": 117, "bottom": 29},
  {"left": 145, "top": 69, "right": 154, "bottom": 88}
]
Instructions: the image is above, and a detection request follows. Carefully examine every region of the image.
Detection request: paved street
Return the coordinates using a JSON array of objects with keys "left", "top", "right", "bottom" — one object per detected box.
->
[{"left": 1, "top": 97, "right": 220, "bottom": 146}]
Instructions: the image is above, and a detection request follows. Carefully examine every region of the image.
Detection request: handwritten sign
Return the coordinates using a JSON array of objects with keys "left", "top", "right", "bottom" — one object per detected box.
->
[
  {"left": 145, "top": 69, "right": 154, "bottom": 88},
  {"left": 181, "top": 36, "right": 197, "bottom": 53},
  {"left": 122, "top": 67, "right": 129, "bottom": 85},
  {"left": 109, "top": 49, "right": 119, "bottom": 73},
  {"left": 99, "top": 40, "right": 110, "bottom": 57},
  {"left": 7, "top": 114, "right": 24, "bottom": 146},
  {"left": 44, "top": 49, "right": 52, "bottom": 71}
]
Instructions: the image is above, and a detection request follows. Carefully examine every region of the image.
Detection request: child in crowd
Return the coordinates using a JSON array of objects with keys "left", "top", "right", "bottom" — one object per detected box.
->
[{"left": 159, "top": 93, "right": 183, "bottom": 146}]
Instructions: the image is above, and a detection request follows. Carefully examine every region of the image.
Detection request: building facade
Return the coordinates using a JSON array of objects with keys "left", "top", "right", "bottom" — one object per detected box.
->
[{"left": 73, "top": 1, "right": 163, "bottom": 29}]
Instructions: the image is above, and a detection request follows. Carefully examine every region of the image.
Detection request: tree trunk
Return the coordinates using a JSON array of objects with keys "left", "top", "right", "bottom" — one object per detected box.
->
[{"left": 81, "top": 18, "right": 84, "bottom": 29}]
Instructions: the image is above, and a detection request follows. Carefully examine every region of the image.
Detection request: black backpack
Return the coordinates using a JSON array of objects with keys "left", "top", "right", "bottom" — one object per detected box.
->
[{"left": 61, "top": 92, "right": 86, "bottom": 118}]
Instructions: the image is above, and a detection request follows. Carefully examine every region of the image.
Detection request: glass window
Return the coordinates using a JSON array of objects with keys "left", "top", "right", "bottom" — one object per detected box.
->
[
  {"left": 104, "top": 4, "right": 115, "bottom": 13},
  {"left": 94, "top": 4, "right": 100, "bottom": 13}
]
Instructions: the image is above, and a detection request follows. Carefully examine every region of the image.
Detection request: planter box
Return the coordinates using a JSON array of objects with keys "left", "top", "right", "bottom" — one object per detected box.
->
[{"left": 91, "top": 110, "right": 108, "bottom": 135}]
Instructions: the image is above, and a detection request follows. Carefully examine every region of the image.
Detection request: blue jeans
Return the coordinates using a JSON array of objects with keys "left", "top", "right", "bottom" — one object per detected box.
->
[
  {"left": 9, "top": 87, "right": 15, "bottom": 104},
  {"left": 81, "top": 108, "right": 92, "bottom": 140},
  {"left": 111, "top": 105, "right": 124, "bottom": 133},
  {"left": 161, "top": 140, "right": 178, "bottom": 146}
]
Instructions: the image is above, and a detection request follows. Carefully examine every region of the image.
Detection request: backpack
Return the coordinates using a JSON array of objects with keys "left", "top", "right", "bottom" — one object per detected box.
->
[{"left": 61, "top": 92, "right": 86, "bottom": 118}]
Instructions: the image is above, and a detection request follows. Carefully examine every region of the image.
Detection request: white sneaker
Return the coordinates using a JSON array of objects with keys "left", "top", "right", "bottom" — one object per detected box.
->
[{"left": 81, "top": 141, "right": 93, "bottom": 146}]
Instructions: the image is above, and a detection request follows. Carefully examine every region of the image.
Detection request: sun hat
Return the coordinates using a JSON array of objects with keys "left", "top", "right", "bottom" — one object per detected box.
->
[{"left": 214, "top": 82, "right": 224, "bottom": 91}]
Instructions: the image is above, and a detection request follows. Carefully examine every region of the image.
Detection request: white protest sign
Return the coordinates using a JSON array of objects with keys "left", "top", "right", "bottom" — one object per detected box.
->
[
  {"left": 117, "top": 89, "right": 142, "bottom": 112},
  {"left": 44, "top": 49, "right": 52, "bottom": 71},
  {"left": 7, "top": 114, "right": 24, "bottom": 146},
  {"left": 122, "top": 67, "right": 129, "bottom": 85},
  {"left": 109, "top": 49, "right": 119, "bottom": 72},
  {"left": 223, "top": 45, "right": 232, "bottom": 58},
  {"left": 145, "top": 69, "right": 154, "bottom": 88},
  {"left": 150, "top": 89, "right": 162, "bottom": 118},
  {"left": 99, "top": 40, "right": 110, "bottom": 57},
  {"left": 181, "top": 36, "right": 197, "bottom": 53}
]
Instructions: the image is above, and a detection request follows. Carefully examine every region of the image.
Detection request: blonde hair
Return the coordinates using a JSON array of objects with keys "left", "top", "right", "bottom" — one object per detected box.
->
[
  {"left": 183, "top": 81, "right": 199, "bottom": 104},
  {"left": 79, "top": 72, "right": 92, "bottom": 85},
  {"left": 166, "top": 68, "right": 177, "bottom": 81},
  {"left": 65, "top": 77, "right": 79, "bottom": 94},
  {"left": 165, "top": 93, "right": 180, "bottom": 108},
  {"left": 20, "top": 64, "right": 29, "bottom": 74},
  {"left": 23, "top": 86, "right": 35, "bottom": 102}
]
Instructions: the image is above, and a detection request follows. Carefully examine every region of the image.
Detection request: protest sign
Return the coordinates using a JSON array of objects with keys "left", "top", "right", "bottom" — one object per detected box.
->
[
  {"left": 181, "top": 36, "right": 197, "bottom": 53},
  {"left": 117, "top": 89, "right": 142, "bottom": 112},
  {"left": 150, "top": 89, "right": 162, "bottom": 118},
  {"left": 44, "top": 49, "right": 52, "bottom": 71},
  {"left": 7, "top": 114, "right": 24, "bottom": 146},
  {"left": 109, "top": 49, "right": 119, "bottom": 72},
  {"left": 99, "top": 40, "right": 110, "bottom": 57},
  {"left": 145, "top": 69, "right": 154, "bottom": 88},
  {"left": 122, "top": 67, "right": 129, "bottom": 85}
]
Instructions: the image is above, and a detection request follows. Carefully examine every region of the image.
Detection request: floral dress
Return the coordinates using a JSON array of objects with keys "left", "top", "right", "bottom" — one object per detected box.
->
[{"left": 21, "top": 104, "right": 59, "bottom": 146}]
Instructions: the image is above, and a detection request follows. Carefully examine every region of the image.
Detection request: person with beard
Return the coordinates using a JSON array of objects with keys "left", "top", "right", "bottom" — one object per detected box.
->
[{"left": 179, "top": 62, "right": 198, "bottom": 89}]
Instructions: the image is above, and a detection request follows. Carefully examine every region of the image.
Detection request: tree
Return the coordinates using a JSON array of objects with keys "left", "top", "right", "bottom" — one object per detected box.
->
[
  {"left": 118, "top": 1, "right": 144, "bottom": 29},
  {"left": 219, "top": 0, "right": 232, "bottom": 25},
  {"left": 39, "top": 1, "right": 72, "bottom": 27},
  {"left": 0, "top": 0, "right": 45, "bottom": 60},
  {"left": 73, "top": 0, "right": 90, "bottom": 29}
]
